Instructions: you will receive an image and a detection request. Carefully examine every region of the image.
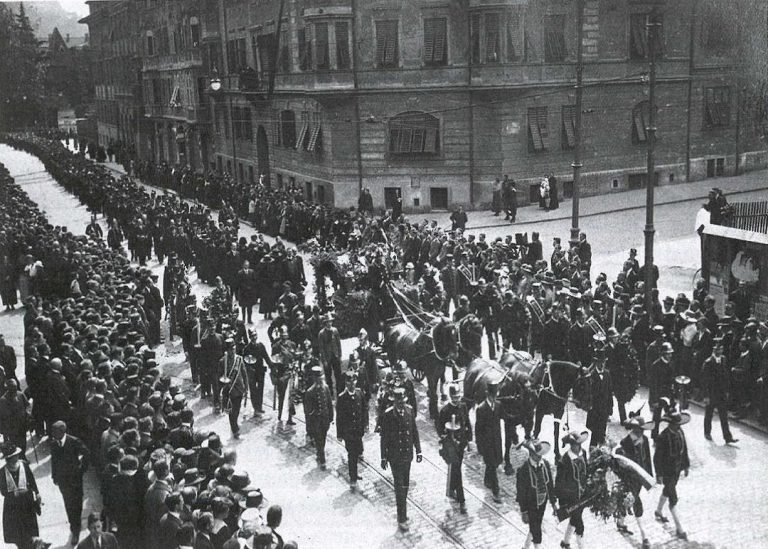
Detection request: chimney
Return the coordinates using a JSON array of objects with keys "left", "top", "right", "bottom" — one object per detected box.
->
[{"left": 66, "top": 33, "right": 70, "bottom": 43}]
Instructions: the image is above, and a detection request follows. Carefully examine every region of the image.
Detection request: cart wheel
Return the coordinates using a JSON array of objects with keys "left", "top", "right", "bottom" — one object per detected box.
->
[{"left": 411, "top": 367, "right": 425, "bottom": 382}]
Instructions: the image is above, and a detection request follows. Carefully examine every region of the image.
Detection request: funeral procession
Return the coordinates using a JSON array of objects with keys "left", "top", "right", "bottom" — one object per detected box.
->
[{"left": 0, "top": 0, "right": 767, "bottom": 548}]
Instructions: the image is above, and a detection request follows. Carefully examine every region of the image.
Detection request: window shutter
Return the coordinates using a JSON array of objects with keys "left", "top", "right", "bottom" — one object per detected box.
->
[
  {"left": 296, "top": 116, "right": 309, "bottom": 150},
  {"left": 470, "top": 14, "right": 481, "bottom": 64},
  {"left": 562, "top": 105, "right": 576, "bottom": 148},
  {"left": 633, "top": 104, "right": 647, "bottom": 142},
  {"left": 630, "top": 14, "right": 647, "bottom": 58},
  {"left": 376, "top": 22, "right": 387, "bottom": 65},
  {"left": 315, "top": 23, "right": 329, "bottom": 69},
  {"left": 485, "top": 13, "right": 500, "bottom": 62},
  {"left": 335, "top": 22, "right": 350, "bottom": 69},
  {"left": 537, "top": 107, "right": 549, "bottom": 149},
  {"left": 433, "top": 19, "right": 446, "bottom": 64},
  {"left": 528, "top": 108, "right": 544, "bottom": 151},
  {"left": 424, "top": 19, "right": 436, "bottom": 63},
  {"left": 384, "top": 21, "right": 398, "bottom": 65},
  {"left": 507, "top": 11, "right": 522, "bottom": 61}
]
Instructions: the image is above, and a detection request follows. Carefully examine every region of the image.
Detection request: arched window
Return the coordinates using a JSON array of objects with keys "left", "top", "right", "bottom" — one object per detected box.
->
[
  {"left": 631, "top": 100, "right": 650, "bottom": 144},
  {"left": 388, "top": 111, "right": 440, "bottom": 156}
]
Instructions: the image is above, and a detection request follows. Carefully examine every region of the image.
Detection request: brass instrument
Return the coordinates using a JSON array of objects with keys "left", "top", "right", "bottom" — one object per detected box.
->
[
  {"left": 586, "top": 316, "right": 606, "bottom": 338},
  {"left": 526, "top": 295, "right": 545, "bottom": 325},
  {"left": 674, "top": 375, "right": 691, "bottom": 410}
]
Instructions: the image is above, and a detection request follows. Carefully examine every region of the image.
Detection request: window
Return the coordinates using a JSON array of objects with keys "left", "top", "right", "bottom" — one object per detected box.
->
[
  {"left": 506, "top": 11, "right": 523, "bottom": 62},
  {"left": 298, "top": 28, "right": 312, "bottom": 71},
  {"left": 256, "top": 33, "right": 276, "bottom": 74},
  {"left": 544, "top": 15, "right": 566, "bottom": 63},
  {"left": 170, "top": 85, "right": 180, "bottom": 107},
  {"left": 470, "top": 14, "right": 481, "bottom": 64},
  {"left": 631, "top": 101, "right": 650, "bottom": 144},
  {"left": 146, "top": 31, "right": 155, "bottom": 56},
  {"left": 206, "top": 42, "right": 221, "bottom": 72},
  {"left": 272, "top": 108, "right": 282, "bottom": 146},
  {"left": 280, "top": 110, "right": 296, "bottom": 148},
  {"left": 388, "top": 111, "right": 440, "bottom": 156},
  {"left": 315, "top": 23, "right": 330, "bottom": 70},
  {"left": 485, "top": 13, "right": 500, "bottom": 63},
  {"left": 630, "top": 13, "right": 663, "bottom": 60},
  {"left": 280, "top": 29, "right": 290, "bottom": 72},
  {"left": 561, "top": 105, "right": 576, "bottom": 150},
  {"left": 423, "top": 17, "right": 447, "bottom": 66},
  {"left": 376, "top": 20, "right": 399, "bottom": 68},
  {"left": 704, "top": 87, "right": 731, "bottom": 128},
  {"left": 190, "top": 16, "right": 200, "bottom": 47},
  {"left": 336, "top": 22, "right": 350, "bottom": 69},
  {"left": 527, "top": 106, "right": 549, "bottom": 152},
  {"left": 228, "top": 38, "right": 247, "bottom": 72}
]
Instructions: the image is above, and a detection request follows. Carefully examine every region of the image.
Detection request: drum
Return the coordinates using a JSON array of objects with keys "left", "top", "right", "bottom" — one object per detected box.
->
[{"left": 244, "top": 355, "right": 257, "bottom": 365}]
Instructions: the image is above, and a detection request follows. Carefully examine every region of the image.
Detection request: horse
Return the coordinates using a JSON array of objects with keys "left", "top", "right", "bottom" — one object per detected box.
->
[
  {"left": 466, "top": 350, "right": 588, "bottom": 464},
  {"left": 383, "top": 314, "right": 486, "bottom": 419}
]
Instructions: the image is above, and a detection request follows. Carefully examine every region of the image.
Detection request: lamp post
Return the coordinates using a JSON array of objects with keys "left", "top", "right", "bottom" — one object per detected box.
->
[
  {"left": 570, "top": 0, "right": 585, "bottom": 247},
  {"left": 210, "top": 70, "right": 237, "bottom": 180},
  {"left": 644, "top": 7, "right": 662, "bottom": 314}
]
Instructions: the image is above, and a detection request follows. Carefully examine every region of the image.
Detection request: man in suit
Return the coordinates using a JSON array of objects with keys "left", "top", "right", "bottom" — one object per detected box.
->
[
  {"left": 700, "top": 339, "right": 738, "bottom": 444},
  {"left": 50, "top": 421, "right": 89, "bottom": 546},
  {"left": 242, "top": 329, "right": 273, "bottom": 414},
  {"left": 304, "top": 366, "right": 334, "bottom": 468},
  {"left": 337, "top": 371, "right": 368, "bottom": 488},
  {"left": 380, "top": 387, "right": 422, "bottom": 531},
  {"left": 437, "top": 384, "right": 472, "bottom": 514},
  {"left": 475, "top": 380, "right": 503, "bottom": 503},
  {"left": 193, "top": 512, "right": 215, "bottom": 549},
  {"left": 144, "top": 460, "right": 174, "bottom": 548},
  {"left": 0, "top": 334, "right": 17, "bottom": 382},
  {"left": 317, "top": 313, "right": 342, "bottom": 395},
  {"left": 158, "top": 493, "right": 184, "bottom": 549},
  {"left": 76, "top": 513, "right": 118, "bottom": 549},
  {"left": 236, "top": 260, "right": 258, "bottom": 324},
  {"left": 200, "top": 323, "right": 224, "bottom": 410},
  {"left": 654, "top": 411, "right": 691, "bottom": 541}
]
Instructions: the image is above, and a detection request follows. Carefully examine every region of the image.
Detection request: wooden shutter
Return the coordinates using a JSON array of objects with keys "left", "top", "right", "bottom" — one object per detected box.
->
[
  {"left": 424, "top": 19, "right": 436, "bottom": 63},
  {"left": 335, "top": 22, "right": 350, "bottom": 69},
  {"left": 470, "top": 14, "right": 481, "bottom": 64},
  {"left": 528, "top": 107, "right": 547, "bottom": 151},
  {"left": 485, "top": 13, "right": 500, "bottom": 62},
  {"left": 315, "top": 23, "right": 329, "bottom": 69},
  {"left": 562, "top": 105, "right": 576, "bottom": 148},
  {"left": 544, "top": 15, "right": 566, "bottom": 62},
  {"left": 633, "top": 103, "right": 647, "bottom": 142},
  {"left": 296, "top": 111, "right": 309, "bottom": 150},
  {"left": 630, "top": 14, "right": 647, "bottom": 58},
  {"left": 507, "top": 11, "right": 522, "bottom": 61},
  {"left": 433, "top": 18, "right": 446, "bottom": 64}
]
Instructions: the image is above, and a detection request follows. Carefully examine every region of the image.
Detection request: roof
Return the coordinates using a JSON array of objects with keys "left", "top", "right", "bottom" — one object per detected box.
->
[{"left": 702, "top": 223, "right": 768, "bottom": 246}]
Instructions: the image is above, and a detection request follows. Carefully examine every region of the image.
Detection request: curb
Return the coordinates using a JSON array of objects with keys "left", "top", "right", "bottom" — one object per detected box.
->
[{"left": 460, "top": 184, "right": 768, "bottom": 231}]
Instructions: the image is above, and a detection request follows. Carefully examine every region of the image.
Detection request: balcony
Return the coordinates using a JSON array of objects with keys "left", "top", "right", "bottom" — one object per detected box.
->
[
  {"left": 214, "top": 71, "right": 267, "bottom": 94},
  {"left": 144, "top": 103, "right": 207, "bottom": 124},
  {"left": 142, "top": 49, "right": 203, "bottom": 72}
]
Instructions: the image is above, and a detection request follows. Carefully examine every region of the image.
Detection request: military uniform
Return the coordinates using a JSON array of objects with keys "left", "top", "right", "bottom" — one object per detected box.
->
[
  {"left": 380, "top": 402, "right": 421, "bottom": 525},
  {"left": 304, "top": 377, "right": 334, "bottom": 466},
  {"left": 475, "top": 397, "right": 503, "bottom": 498},
  {"left": 336, "top": 385, "right": 368, "bottom": 483},
  {"left": 437, "top": 401, "right": 471, "bottom": 506}
]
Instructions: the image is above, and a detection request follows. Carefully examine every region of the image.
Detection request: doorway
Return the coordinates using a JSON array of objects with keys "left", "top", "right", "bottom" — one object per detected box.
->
[
  {"left": 430, "top": 187, "right": 449, "bottom": 210},
  {"left": 384, "top": 187, "right": 400, "bottom": 210}
]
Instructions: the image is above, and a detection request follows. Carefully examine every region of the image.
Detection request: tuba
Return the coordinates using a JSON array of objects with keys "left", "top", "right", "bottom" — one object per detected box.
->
[{"left": 526, "top": 295, "right": 545, "bottom": 325}]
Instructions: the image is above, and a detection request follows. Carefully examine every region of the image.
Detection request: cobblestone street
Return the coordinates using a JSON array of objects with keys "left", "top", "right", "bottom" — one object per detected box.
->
[{"left": 0, "top": 145, "right": 766, "bottom": 548}]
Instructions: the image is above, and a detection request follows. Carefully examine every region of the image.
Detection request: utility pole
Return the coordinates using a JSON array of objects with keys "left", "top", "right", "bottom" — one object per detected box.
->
[
  {"left": 644, "top": 8, "right": 661, "bottom": 314},
  {"left": 570, "top": 0, "right": 585, "bottom": 247},
  {"left": 684, "top": 0, "right": 697, "bottom": 182}
]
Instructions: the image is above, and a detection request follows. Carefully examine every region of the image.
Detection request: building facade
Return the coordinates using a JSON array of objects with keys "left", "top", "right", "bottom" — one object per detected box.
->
[{"left": 84, "top": 0, "right": 768, "bottom": 211}]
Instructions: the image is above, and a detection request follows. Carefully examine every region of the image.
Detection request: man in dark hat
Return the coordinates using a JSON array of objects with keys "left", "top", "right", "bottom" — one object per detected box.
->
[
  {"left": 242, "top": 329, "right": 273, "bottom": 415},
  {"left": 50, "top": 420, "right": 90, "bottom": 545},
  {"left": 516, "top": 439, "right": 556, "bottom": 549},
  {"left": 615, "top": 413, "right": 654, "bottom": 548},
  {"left": 304, "top": 365, "right": 334, "bottom": 469},
  {"left": 0, "top": 380, "right": 29, "bottom": 452},
  {"left": 586, "top": 348, "right": 613, "bottom": 446},
  {"left": 221, "top": 338, "right": 248, "bottom": 438},
  {"left": 200, "top": 321, "right": 224, "bottom": 410},
  {"left": 235, "top": 259, "right": 258, "bottom": 324},
  {"left": 649, "top": 342, "right": 676, "bottom": 440},
  {"left": 437, "top": 384, "right": 471, "bottom": 514},
  {"left": 700, "top": 339, "right": 738, "bottom": 444},
  {"left": 380, "top": 387, "right": 422, "bottom": 530},
  {"left": 337, "top": 371, "right": 368, "bottom": 488},
  {"left": 475, "top": 380, "right": 503, "bottom": 503},
  {"left": 653, "top": 410, "right": 690, "bottom": 541}
]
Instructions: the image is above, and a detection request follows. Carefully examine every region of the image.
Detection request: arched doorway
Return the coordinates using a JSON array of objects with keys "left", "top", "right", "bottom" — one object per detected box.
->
[{"left": 256, "top": 125, "right": 270, "bottom": 185}]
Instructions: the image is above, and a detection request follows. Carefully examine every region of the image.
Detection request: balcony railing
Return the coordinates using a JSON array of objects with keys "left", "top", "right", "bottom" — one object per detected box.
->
[
  {"left": 144, "top": 103, "right": 207, "bottom": 124},
  {"left": 723, "top": 201, "right": 768, "bottom": 234},
  {"left": 143, "top": 49, "right": 203, "bottom": 72}
]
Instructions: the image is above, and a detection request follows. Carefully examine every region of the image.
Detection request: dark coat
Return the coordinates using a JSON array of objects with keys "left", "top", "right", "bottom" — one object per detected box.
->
[
  {"left": 436, "top": 401, "right": 472, "bottom": 444},
  {"left": 616, "top": 433, "right": 653, "bottom": 491},
  {"left": 516, "top": 459, "right": 555, "bottom": 511},
  {"left": 380, "top": 404, "right": 421, "bottom": 463},
  {"left": 336, "top": 388, "right": 368, "bottom": 440},
  {"left": 654, "top": 427, "right": 690, "bottom": 478},
  {"left": 0, "top": 461, "right": 39, "bottom": 544},
  {"left": 648, "top": 357, "right": 675, "bottom": 405},
  {"left": 76, "top": 533, "right": 119, "bottom": 549},
  {"left": 556, "top": 450, "right": 588, "bottom": 503},
  {"left": 157, "top": 512, "right": 183, "bottom": 549},
  {"left": 700, "top": 355, "right": 731, "bottom": 404},
  {"left": 304, "top": 382, "right": 334, "bottom": 435},
  {"left": 475, "top": 399, "right": 503, "bottom": 465},
  {"left": 51, "top": 434, "right": 89, "bottom": 486},
  {"left": 235, "top": 268, "right": 258, "bottom": 306}
]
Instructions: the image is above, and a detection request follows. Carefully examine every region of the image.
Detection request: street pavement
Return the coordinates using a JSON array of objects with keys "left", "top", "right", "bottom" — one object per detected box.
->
[{"left": 0, "top": 144, "right": 766, "bottom": 548}]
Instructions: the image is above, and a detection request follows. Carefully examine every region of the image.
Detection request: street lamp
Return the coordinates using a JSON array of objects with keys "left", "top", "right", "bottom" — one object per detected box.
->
[
  {"left": 570, "top": 0, "right": 585, "bottom": 247},
  {"left": 210, "top": 71, "right": 222, "bottom": 92}
]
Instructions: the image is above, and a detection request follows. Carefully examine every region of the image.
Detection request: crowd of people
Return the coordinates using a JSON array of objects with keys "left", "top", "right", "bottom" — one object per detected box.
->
[
  {"left": 0, "top": 138, "right": 299, "bottom": 549},
  {"left": 0, "top": 133, "right": 765, "bottom": 549}
]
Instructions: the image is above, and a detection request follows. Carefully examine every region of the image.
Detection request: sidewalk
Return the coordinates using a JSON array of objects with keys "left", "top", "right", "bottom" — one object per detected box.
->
[{"left": 415, "top": 169, "right": 768, "bottom": 230}]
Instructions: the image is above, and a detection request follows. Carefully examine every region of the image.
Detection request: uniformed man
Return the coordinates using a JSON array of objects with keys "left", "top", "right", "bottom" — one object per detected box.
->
[
  {"left": 475, "top": 380, "right": 503, "bottom": 503},
  {"left": 380, "top": 387, "right": 422, "bottom": 531},
  {"left": 437, "top": 384, "right": 471, "bottom": 514},
  {"left": 271, "top": 326, "right": 297, "bottom": 424},
  {"left": 336, "top": 371, "right": 368, "bottom": 488},
  {"left": 355, "top": 329, "right": 379, "bottom": 392},
  {"left": 516, "top": 439, "right": 557, "bottom": 549},
  {"left": 304, "top": 366, "right": 334, "bottom": 468},
  {"left": 616, "top": 413, "right": 654, "bottom": 549},
  {"left": 392, "top": 361, "right": 417, "bottom": 412},
  {"left": 585, "top": 349, "right": 613, "bottom": 447},
  {"left": 653, "top": 410, "right": 691, "bottom": 541},
  {"left": 220, "top": 338, "right": 248, "bottom": 438}
]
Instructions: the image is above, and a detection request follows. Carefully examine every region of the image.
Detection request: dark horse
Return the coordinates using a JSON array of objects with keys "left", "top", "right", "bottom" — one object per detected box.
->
[
  {"left": 383, "top": 314, "right": 483, "bottom": 419},
  {"left": 465, "top": 350, "right": 588, "bottom": 465}
]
